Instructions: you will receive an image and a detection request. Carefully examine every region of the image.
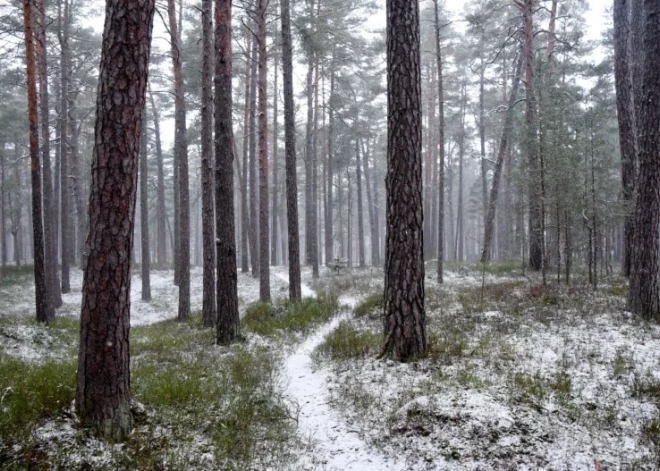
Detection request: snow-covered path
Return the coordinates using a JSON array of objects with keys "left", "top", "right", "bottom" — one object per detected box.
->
[{"left": 283, "top": 295, "right": 405, "bottom": 471}]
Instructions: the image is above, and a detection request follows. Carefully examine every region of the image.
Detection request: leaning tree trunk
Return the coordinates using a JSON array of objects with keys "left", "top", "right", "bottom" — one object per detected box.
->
[
  {"left": 627, "top": 0, "right": 660, "bottom": 320},
  {"left": 167, "top": 0, "right": 190, "bottom": 320},
  {"left": 614, "top": 0, "right": 637, "bottom": 277},
  {"left": 215, "top": 0, "right": 240, "bottom": 343},
  {"left": 22, "top": 0, "right": 52, "bottom": 322},
  {"left": 140, "top": 113, "right": 151, "bottom": 301},
  {"left": 257, "top": 0, "right": 270, "bottom": 301},
  {"left": 481, "top": 51, "right": 524, "bottom": 263},
  {"left": 381, "top": 0, "right": 425, "bottom": 361},
  {"left": 75, "top": 0, "right": 155, "bottom": 439},
  {"left": 201, "top": 0, "right": 216, "bottom": 326},
  {"left": 280, "top": 0, "right": 302, "bottom": 299}
]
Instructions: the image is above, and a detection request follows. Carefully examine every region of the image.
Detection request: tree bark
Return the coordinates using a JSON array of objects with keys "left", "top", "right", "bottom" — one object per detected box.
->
[
  {"left": 519, "top": 0, "right": 543, "bottom": 271},
  {"left": 36, "top": 0, "right": 62, "bottom": 308},
  {"left": 148, "top": 89, "right": 167, "bottom": 267},
  {"left": 355, "top": 138, "right": 365, "bottom": 267},
  {"left": 240, "top": 32, "right": 251, "bottom": 273},
  {"left": 215, "top": 0, "right": 240, "bottom": 343},
  {"left": 271, "top": 34, "right": 279, "bottom": 266},
  {"left": 382, "top": 0, "right": 425, "bottom": 361},
  {"left": 167, "top": 0, "right": 190, "bottom": 320},
  {"left": 627, "top": 0, "right": 660, "bottom": 320},
  {"left": 201, "top": 0, "right": 217, "bottom": 326},
  {"left": 481, "top": 51, "right": 523, "bottom": 262},
  {"left": 280, "top": 0, "right": 302, "bottom": 299},
  {"left": 248, "top": 32, "right": 259, "bottom": 278},
  {"left": 23, "top": 0, "right": 53, "bottom": 322},
  {"left": 614, "top": 0, "right": 637, "bottom": 277},
  {"left": 58, "top": 0, "right": 71, "bottom": 293},
  {"left": 140, "top": 112, "right": 151, "bottom": 301},
  {"left": 325, "top": 67, "right": 335, "bottom": 265},
  {"left": 433, "top": 0, "right": 445, "bottom": 282},
  {"left": 257, "top": 0, "right": 270, "bottom": 301},
  {"left": 75, "top": 0, "right": 155, "bottom": 438},
  {"left": 361, "top": 138, "right": 379, "bottom": 266}
]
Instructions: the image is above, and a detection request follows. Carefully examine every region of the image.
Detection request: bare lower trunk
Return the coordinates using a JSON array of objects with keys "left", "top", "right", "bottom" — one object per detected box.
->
[{"left": 140, "top": 113, "right": 151, "bottom": 301}]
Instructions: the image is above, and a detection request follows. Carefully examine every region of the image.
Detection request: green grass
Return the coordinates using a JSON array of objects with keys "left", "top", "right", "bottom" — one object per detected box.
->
[
  {"left": 0, "top": 356, "right": 76, "bottom": 441},
  {"left": 242, "top": 293, "right": 338, "bottom": 337},
  {"left": 314, "top": 321, "right": 381, "bottom": 360},
  {"left": 353, "top": 294, "right": 383, "bottom": 319},
  {"left": 0, "top": 264, "right": 35, "bottom": 287}
]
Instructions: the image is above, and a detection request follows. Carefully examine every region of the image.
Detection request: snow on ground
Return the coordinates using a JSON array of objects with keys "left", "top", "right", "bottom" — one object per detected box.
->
[{"left": 282, "top": 288, "right": 405, "bottom": 471}]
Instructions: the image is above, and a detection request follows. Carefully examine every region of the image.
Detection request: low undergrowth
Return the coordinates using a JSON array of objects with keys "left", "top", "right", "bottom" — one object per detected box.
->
[
  {"left": 314, "top": 321, "right": 381, "bottom": 361},
  {"left": 1, "top": 316, "right": 298, "bottom": 470},
  {"left": 242, "top": 293, "right": 338, "bottom": 337}
]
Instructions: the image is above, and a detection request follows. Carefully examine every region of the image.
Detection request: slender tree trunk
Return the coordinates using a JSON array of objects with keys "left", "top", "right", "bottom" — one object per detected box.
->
[
  {"left": 456, "top": 82, "right": 466, "bottom": 262},
  {"left": 75, "top": 0, "right": 155, "bottom": 438},
  {"left": 167, "top": 0, "right": 190, "bottom": 320},
  {"left": 36, "top": 0, "right": 62, "bottom": 308},
  {"left": 280, "top": 0, "right": 301, "bottom": 299},
  {"left": 614, "top": 0, "right": 637, "bottom": 277},
  {"left": 311, "top": 52, "right": 320, "bottom": 276},
  {"left": 479, "top": 65, "right": 488, "bottom": 232},
  {"left": 241, "top": 32, "right": 251, "bottom": 273},
  {"left": 140, "top": 112, "right": 151, "bottom": 301},
  {"left": 271, "top": 35, "right": 279, "bottom": 266},
  {"left": 148, "top": 90, "right": 167, "bottom": 267},
  {"left": 347, "top": 169, "right": 352, "bottom": 267},
  {"left": 424, "top": 66, "right": 434, "bottom": 259},
  {"left": 248, "top": 33, "right": 259, "bottom": 278},
  {"left": 355, "top": 138, "right": 365, "bottom": 267},
  {"left": 257, "top": 0, "right": 270, "bottom": 301},
  {"left": 433, "top": 0, "right": 444, "bottom": 281},
  {"left": 325, "top": 67, "right": 335, "bottom": 264},
  {"left": 23, "top": 0, "right": 52, "bottom": 321},
  {"left": 1, "top": 144, "right": 6, "bottom": 270},
  {"left": 215, "top": 0, "right": 239, "bottom": 342},
  {"left": 382, "top": 0, "right": 425, "bottom": 361},
  {"left": 361, "top": 138, "right": 378, "bottom": 266},
  {"left": 481, "top": 51, "right": 523, "bottom": 262},
  {"left": 628, "top": 0, "right": 660, "bottom": 320},
  {"left": 304, "top": 40, "right": 314, "bottom": 266},
  {"left": 519, "top": 0, "right": 543, "bottom": 271},
  {"left": 58, "top": 0, "right": 71, "bottom": 293},
  {"left": 201, "top": 0, "right": 216, "bottom": 326}
]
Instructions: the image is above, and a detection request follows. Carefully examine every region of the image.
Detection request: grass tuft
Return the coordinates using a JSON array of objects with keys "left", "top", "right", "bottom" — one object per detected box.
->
[
  {"left": 242, "top": 294, "right": 338, "bottom": 336},
  {"left": 314, "top": 321, "right": 381, "bottom": 360},
  {"left": 353, "top": 294, "right": 383, "bottom": 319}
]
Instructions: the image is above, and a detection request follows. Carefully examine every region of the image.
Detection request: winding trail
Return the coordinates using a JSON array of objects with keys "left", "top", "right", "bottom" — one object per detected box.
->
[{"left": 280, "top": 290, "right": 405, "bottom": 470}]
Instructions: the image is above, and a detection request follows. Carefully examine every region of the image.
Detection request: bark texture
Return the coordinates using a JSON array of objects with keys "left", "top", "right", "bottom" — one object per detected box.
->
[
  {"left": 433, "top": 0, "right": 444, "bottom": 283},
  {"left": 280, "top": 0, "right": 302, "bottom": 299},
  {"left": 215, "top": 0, "right": 240, "bottom": 343},
  {"left": 257, "top": 0, "right": 270, "bottom": 301},
  {"left": 22, "top": 0, "right": 52, "bottom": 322},
  {"left": 627, "top": 0, "right": 660, "bottom": 320},
  {"left": 167, "top": 0, "right": 190, "bottom": 319},
  {"left": 614, "top": 0, "right": 637, "bottom": 277},
  {"left": 382, "top": 0, "right": 426, "bottom": 361},
  {"left": 140, "top": 111, "right": 151, "bottom": 301},
  {"left": 75, "top": 0, "right": 155, "bottom": 439},
  {"left": 201, "top": 0, "right": 217, "bottom": 326}
]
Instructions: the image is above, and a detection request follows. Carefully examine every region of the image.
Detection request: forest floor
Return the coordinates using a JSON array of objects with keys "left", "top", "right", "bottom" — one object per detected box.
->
[{"left": 1, "top": 262, "right": 660, "bottom": 470}]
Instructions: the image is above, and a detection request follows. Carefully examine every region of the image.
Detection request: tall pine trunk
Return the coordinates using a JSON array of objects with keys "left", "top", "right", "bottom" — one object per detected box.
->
[
  {"left": 248, "top": 33, "right": 259, "bottom": 278},
  {"left": 201, "top": 0, "right": 216, "bottom": 326},
  {"left": 433, "top": 0, "right": 445, "bottom": 282},
  {"left": 271, "top": 36, "right": 279, "bottom": 266},
  {"left": 167, "top": 0, "right": 190, "bottom": 320},
  {"left": 382, "top": 0, "right": 425, "bottom": 361},
  {"left": 215, "top": 0, "right": 240, "bottom": 343},
  {"left": 627, "top": 0, "right": 660, "bottom": 320},
  {"left": 355, "top": 138, "right": 365, "bottom": 267},
  {"left": 75, "top": 0, "right": 155, "bottom": 438},
  {"left": 240, "top": 32, "right": 251, "bottom": 273},
  {"left": 281, "top": 0, "right": 302, "bottom": 299},
  {"left": 58, "top": 0, "right": 71, "bottom": 293},
  {"left": 257, "top": 0, "right": 270, "bottom": 301},
  {"left": 140, "top": 113, "right": 151, "bottom": 301},
  {"left": 23, "top": 0, "right": 52, "bottom": 322}
]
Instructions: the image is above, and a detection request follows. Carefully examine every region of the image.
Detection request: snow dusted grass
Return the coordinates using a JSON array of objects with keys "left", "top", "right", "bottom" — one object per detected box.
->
[
  {"left": 0, "top": 265, "right": 301, "bottom": 470},
  {"left": 313, "top": 265, "right": 660, "bottom": 470}
]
